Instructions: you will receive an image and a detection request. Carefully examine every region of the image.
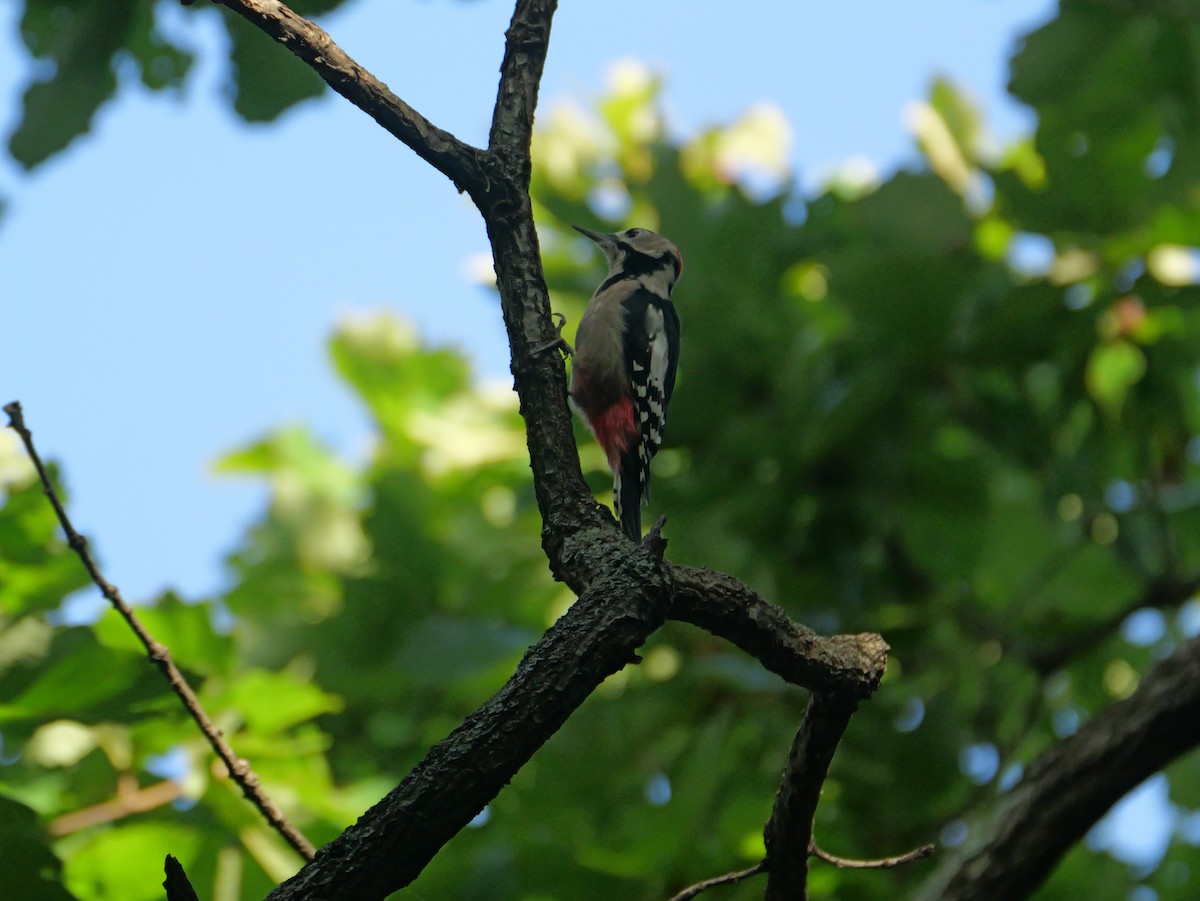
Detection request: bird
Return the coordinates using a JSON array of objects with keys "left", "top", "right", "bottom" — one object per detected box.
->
[{"left": 567, "top": 225, "right": 682, "bottom": 540}]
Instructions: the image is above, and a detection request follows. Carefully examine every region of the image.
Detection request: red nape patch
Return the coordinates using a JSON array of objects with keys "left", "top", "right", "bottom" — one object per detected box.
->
[{"left": 591, "top": 396, "right": 637, "bottom": 471}]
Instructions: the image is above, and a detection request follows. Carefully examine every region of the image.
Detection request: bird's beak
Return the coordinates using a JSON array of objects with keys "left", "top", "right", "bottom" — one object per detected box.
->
[
  {"left": 573, "top": 225, "right": 620, "bottom": 266},
  {"left": 573, "top": 225, "right": 615, "bottom": 247}
]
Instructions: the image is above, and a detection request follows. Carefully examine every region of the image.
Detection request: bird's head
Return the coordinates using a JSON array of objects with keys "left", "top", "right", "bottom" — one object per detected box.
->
[{"left": 574, "top": 225, "right": 683, "bottom": 287}]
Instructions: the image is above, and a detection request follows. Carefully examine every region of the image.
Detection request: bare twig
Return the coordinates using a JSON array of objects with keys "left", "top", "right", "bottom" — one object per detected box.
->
[
  {"left": 205, "top": 0, "right": 489, "bottom": 198},
  {"left": 3, "top": 400, "right": 315, "bottom": 861},
  {"left": 668, "top": 861, "right": 767, "bottom": 901},
  {"left": 49, "top": 776, "right": 182, "bottom": 836},
  {"left": 811, "top": 840, "right": 935, "bottom": 869},
  {"left": 763, "top": 693, "right": 859, "bottom": 901}
]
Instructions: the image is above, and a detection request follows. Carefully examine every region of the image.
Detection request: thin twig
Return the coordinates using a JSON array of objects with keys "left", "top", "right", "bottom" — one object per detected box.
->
[
  {"left": 811, "top": 841, "right": 935, "bottom": 869},
  {"left": 3, "top": 400, "right": 315, "bottom": 861},
  {"left": 50, "top": 776, "right": 182, "bottom": 836},
  {"left": 668, "top": 861, "right": 767, "bottom": 901}
]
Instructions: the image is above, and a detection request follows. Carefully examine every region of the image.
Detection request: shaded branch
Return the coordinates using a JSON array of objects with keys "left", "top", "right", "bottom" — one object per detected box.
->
[
  {"left": 206, "top": 0, "right": 489, "bottom": 198},
  {"left": 265, "top": 540, "right": 674, "bottom": 900},
  {"left": 811, "top": 841, "right": 935, "bottom": 870},
  {"left": 670, "top": 564, "right": 888, "bottom": 696},
  {"left": 668, "top": 862, "right": 766, "bottom": 901},
  {"left": 3, "top": 400, "right": 315, "bottom": 862},
  {"left": 917, "top": 634, "right": 1200, "bottom": 901},
  {"left": 762, "top": 693, "right": 859, "bottom": 900}
]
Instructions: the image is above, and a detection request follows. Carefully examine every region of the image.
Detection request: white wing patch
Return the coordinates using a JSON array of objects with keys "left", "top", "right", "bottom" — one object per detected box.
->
[{"left": 636, "top": 305, "right": 670, "bottom": 504}]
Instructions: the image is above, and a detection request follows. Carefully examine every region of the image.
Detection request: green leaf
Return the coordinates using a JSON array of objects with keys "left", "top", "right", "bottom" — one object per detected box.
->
[
  {"left": 125, "top": 1, "right": 193, "bottom": 91},
  {"left": 0, "top": 628, "right": 159, "bottom": 722},
  {"left": 392, "top": 616, "right": 534, "bottom": 688},
  {"left": 930, "top": 76, "right": 985, "bottom": 167},
  {"left": 0, "top": 795, "right": 77, "bottom": 900},
  {"left": 64, "top": 823, "right": 203, "bottom": 901},
  {"left": 10, "top": 0, "right": 130, "bottom": 167},
  {"left": 1086, "top": 339, "right": 1146, "bottom": 416},
  {"left": 93, "top": 593, "right": 234, "bottom": 678},
  {"left": 224, "top": 12, "right": 326, "bottom": 122},
  {"left": 0, "top": 469, "right": 89, "bottom": 616},
  {"left": 205, "top": 668, "right": 342, "bottom": 735}
]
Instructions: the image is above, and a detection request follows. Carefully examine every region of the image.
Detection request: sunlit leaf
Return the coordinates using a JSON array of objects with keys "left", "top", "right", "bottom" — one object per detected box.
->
[{"left": 1086, "top": 339, "right": 1146, "bottom": 416}]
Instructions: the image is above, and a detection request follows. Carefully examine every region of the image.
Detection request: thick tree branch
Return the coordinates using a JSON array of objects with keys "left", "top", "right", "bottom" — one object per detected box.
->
[
  {"left": 489, "top": 0, "right": 558, "bottom": 158},
  {"left": 265, "top": 541, "right": 674, "bottom": 900},
  {"left": 3, "top": 401, "right": 315, "bottom": 862},
  {"left": 206, "top": 0, "right": 489, "bottom": 197},
  {"left": 670, "top": 565, "right": 888, "bottom": 696},
  {"left": 917, "top": 634, "right": 1200, "bottom": 901},
  {"left": 763, "top": 693, "right": 859, "bottom": 900}
]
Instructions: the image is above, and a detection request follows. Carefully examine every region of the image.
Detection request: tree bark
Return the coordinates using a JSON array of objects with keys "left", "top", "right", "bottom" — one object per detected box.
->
[{"left": 918, "top": 635, "right": 1200, "bottom": 900}]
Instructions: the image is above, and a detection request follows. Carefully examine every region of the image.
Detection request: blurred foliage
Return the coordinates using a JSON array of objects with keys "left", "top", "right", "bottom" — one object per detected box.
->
[
  {"left": 6, "top": 0, "right": 350, "bottom": 169},
  {"left": 5, "top": 1, "right": 1200, "bottom": 900}
]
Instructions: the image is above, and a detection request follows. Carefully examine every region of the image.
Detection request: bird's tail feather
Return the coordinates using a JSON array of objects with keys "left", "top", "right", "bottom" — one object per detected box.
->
[{"left": 615, "top": 448, "right": 643, "bottom": 540}]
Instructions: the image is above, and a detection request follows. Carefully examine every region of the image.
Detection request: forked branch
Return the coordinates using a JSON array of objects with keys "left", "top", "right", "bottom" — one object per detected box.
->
[{"left": 169, "top": 2, "right": 889, "bottom": 899}]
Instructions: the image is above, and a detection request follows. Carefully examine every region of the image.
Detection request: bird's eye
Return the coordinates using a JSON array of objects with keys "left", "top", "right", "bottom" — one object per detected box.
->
[{"left": 626, "top": 228, "right": 642, "bottom": 239}]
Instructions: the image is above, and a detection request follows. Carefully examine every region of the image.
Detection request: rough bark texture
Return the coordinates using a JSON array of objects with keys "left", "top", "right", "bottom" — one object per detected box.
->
[
  {"left": 670, "top": 565, "right": 888, "bottom": 696},
  {"left": 762, "top": 694, "right": 858, "bottom": 900},
  {"left": 266, "top": 540, "right": 673, "bottom": 899},
  {"left": 917, "top": 635, "right": 1200, "bottom": 901}
]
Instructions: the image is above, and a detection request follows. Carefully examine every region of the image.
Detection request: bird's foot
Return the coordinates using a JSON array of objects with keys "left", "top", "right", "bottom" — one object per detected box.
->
[{"left": 533, "top": 312, "right": 574, "bottom": 357}]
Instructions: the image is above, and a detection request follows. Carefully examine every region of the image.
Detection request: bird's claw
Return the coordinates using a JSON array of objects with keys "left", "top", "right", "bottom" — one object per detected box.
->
[{"left": 534, "top": 312, "right": 574, "bottom": 357}]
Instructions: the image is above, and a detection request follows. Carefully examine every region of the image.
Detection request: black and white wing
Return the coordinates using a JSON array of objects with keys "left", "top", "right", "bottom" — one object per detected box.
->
[{"left": 614, "top": 288, "right": 681, "bottom": 538}]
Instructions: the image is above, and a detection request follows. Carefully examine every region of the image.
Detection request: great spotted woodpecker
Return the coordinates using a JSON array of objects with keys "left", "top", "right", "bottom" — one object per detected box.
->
[{"left": 568, "top": 225, "right": 682, "bottom": 540}]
